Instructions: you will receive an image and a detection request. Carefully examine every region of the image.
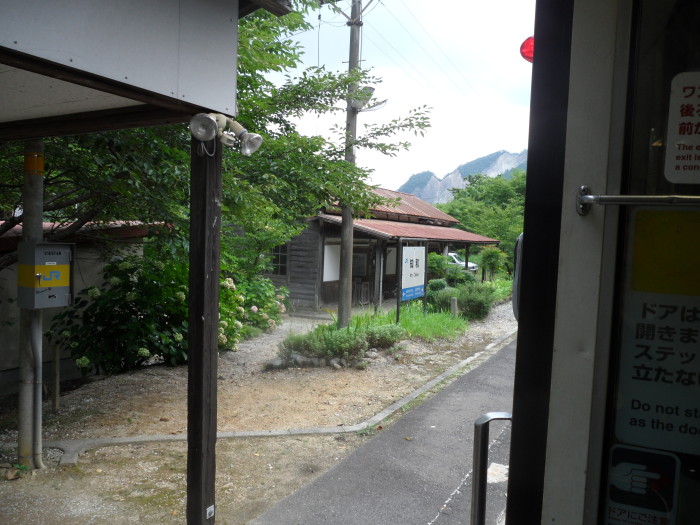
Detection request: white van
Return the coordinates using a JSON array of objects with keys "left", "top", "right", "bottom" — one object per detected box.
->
[{"left": 447, "top": 252, "right": 478, "bottom": 272}]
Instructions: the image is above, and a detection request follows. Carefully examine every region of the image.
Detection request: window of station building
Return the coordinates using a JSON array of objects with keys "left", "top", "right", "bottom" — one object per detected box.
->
[{"left": 265, "top": 244, "right": 288, "bottom": 275}]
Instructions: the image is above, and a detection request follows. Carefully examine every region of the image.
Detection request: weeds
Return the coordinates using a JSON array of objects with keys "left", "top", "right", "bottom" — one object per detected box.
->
[
  {"left": 374, "top": 301, "right": 467, "bottom": 341},
  {"left": 279, "top": 315, "right": 406, "bottom": 364},
  {"left": 356, "top": 424, "right": 381, "bottom": 437}
]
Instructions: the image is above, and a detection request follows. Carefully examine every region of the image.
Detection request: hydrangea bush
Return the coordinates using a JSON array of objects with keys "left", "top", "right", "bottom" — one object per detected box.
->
[
  {"left": 233, "top": 277, "right": 288, "bottom": 336},
  {"left": 51, "top": 256, "right": 288, "bottom": 374},
  {"left": 50, "top": 254, "right": 190, "bottom": 374}
]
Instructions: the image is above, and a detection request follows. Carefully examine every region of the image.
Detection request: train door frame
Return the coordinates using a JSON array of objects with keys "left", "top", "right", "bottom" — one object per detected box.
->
[
  {"left": 540, "top": 1, "right": 633, "bottom": 521},
  {"left": 507, "top": 0, "right": 634, "bottom": 522}
]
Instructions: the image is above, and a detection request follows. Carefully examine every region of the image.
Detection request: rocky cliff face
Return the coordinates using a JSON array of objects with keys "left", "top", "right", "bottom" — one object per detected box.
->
[
  {"left": 398, "top": 150, "right": 528, "bottom": 204},
  {"left": 409, "top": 170, "right": 465, "bottom": 204}
]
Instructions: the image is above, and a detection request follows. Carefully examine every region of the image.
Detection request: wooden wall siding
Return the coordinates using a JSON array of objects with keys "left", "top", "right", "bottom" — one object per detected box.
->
[{"left": 287, "top": 221, "right": 322, "bottom": 308}]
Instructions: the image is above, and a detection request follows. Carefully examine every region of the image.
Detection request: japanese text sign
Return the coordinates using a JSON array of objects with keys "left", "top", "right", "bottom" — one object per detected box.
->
[
  {"left": 615, "top": 209, "right": 700, "bottom": 455},
  {"left": 665, "top": 72, "right": 700, "bottom": 183}
]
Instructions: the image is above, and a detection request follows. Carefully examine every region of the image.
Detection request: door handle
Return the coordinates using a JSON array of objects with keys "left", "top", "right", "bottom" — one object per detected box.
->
[{"left": 577, "top": 185, "right": 700, "bottom": 215}]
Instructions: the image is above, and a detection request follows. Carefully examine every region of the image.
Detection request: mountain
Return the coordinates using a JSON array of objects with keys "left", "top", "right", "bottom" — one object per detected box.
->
[{"left": 397, "top": 150, "right": 528, "bottom": 204}]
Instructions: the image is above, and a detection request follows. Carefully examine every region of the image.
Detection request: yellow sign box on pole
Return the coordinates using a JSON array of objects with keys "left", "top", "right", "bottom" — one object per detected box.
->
[{"left": 16, "top": 242, "right": 74, "bottom": 309}]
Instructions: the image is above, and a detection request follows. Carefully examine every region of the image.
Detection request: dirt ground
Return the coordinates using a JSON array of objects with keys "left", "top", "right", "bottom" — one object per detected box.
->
[{"left": 0, "top": 302, "right": 517, "bottom": 524}]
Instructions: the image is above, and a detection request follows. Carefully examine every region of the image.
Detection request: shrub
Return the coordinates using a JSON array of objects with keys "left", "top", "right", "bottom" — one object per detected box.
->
[
  {"left": 427, "top": 278, "right": 447, "bottom": 305},
  {"left": 324, "top": 329, "right": 369, "bottom": 360},
  {"left": 483, "top": 279, "right": 513, "bottom": 303},
  {"left": 456, "top": 283, "right": 496, "bottom": 320},
  {"left": 278, "top": 333, "right": 317, "bottom": 359},
  {"left": 445, "top": 265, "right": 476, "bottom": 286},
  {"left": 279, "top": 320, "right": 403, "bottom": 362},
  {"left": 50, "top": 254, "right": 190, "bottom": 374},
  {"left": 430, "top": 287, "right": 460, "bottom": 312},
  {"left": 235, "top": 278, "right": 287, "bottom": 332},
  {"left": 51, "top": 251, "right": 289, "bottom": 374},
  {"left": 424, "top": 281, "right": 497, "bottom": 320},
  {"left": 365, "top": 324, "right": 406, "bottom": 348},
  {"left": 427, "top": 278, "right": 448, "bottom": 292},
  {"left": 427, "top": 252, "right": 448, "bottom": 279},
  {"left": 218, "top": 277, "right": 245, "bottom": 350}
]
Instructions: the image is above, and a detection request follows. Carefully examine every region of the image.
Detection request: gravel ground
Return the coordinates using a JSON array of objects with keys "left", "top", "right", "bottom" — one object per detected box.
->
[{"left": 0, "top": 301, "right": 517, "bottom": 524}]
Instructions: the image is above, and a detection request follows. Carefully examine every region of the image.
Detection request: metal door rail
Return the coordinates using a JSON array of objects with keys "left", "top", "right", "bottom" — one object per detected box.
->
[
  {"left": 577, "top": 185, "right": 700, "bottom": 215},
  {"left": 471, "top": 411, "right": 512, "bottom": 525}
]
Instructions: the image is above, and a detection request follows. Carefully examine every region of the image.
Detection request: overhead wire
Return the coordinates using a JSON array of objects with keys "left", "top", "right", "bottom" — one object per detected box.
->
[
  {"left": 396, "top": 0, "right": 480, "bottom": 93},
  {"left": 308, "top": 1, "right": 444, "bottom": 99},
  {"left": 375, "top": 0, "right": 481, "bottom": 98},
  {"left": 362, "top": 0, "right": 382, "bottom": 17},
  {"left": 302, "top": 0, "right": 483, "bottom": 101},
  {"left": 361, "top": 26, "right": 442, "bottom": 94}
]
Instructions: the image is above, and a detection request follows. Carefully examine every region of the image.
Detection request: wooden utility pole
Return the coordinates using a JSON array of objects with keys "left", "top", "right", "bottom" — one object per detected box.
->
[
  {"left": 337, "top": 0, "right": 363, "bottom": 328},
  {"left": 187, "top": 136, "right": 222, "bottom": 524}
]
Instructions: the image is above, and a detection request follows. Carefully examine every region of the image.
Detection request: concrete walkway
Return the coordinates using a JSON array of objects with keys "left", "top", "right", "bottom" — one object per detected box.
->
[{"left": 249, "top": 337, "right": 517, "bottom": 525}]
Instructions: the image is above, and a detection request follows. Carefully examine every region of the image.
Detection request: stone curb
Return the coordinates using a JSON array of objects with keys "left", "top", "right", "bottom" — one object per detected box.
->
[{"left": 6, "top": 330, "right": 517, "bottom": 467}]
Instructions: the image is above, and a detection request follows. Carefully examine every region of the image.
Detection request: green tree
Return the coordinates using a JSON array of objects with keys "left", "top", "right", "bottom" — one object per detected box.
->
[
  {"left": 439, "top": 170, "right": 525, "bottom": 266},
  {"left": 0, "top": 128, "right": 190, "bottom": 270},
  {"left": 0, "top": 2, "right": 430, "bottom": 274},
  {"left": 2, "top": 0, "right": 432, "bottom": 370},
  {"left": 479, "top": 246, "right": 508, "bottom": 280},
  {"left": 220, "top": 2, "right": 430, "bottom": 272}
]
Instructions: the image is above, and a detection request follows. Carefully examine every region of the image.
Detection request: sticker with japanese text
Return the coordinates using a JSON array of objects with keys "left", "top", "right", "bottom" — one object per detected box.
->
[{"left": 665, "top": 72, "right": 700, "bottom": 183}]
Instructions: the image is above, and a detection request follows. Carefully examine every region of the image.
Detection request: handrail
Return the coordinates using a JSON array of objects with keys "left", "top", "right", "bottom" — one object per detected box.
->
[
  {"left": 471, "top": 411, "right": 512, "bottom": 525},
  {"left": 577, "top": 185, "right": 700, "bottom": 215}
]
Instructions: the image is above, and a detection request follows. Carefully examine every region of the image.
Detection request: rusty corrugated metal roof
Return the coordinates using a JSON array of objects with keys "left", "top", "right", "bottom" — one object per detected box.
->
[
  {"left": 369, "top": 188, "right": 459, "bottom": 223},
  {"left": 318, "top": 214, "right": 499, "bottom": 244},
  {"left": 0, "top": 221, "right": 150, "bottom": 253}
]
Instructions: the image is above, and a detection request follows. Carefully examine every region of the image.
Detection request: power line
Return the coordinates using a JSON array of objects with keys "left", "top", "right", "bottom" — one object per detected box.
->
[
  {"left": 310, "top": 1, "right": 448, "bottom": 95},
  {"left": 362, "top": 24, "right": 442, "bottom": 94},
  {"left": 402, "top": 0, "right": 482, "bottom": 95},
  {"left": 381, "top": 0, "right": 481, "bottom": 97}
]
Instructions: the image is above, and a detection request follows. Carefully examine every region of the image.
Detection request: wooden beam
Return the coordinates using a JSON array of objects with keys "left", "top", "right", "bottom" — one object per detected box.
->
[
  {"left": 187, "top": 136, "right": 221, "bottom": 525},
  {"left": 0, "top": 105, "right": 192, "bottom": 142}
]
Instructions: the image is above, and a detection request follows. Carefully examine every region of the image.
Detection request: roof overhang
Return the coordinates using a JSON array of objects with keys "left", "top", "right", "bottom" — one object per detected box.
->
[
  {"left": 318, "top": 214, "right": 500, "bottom": 244},
  {"left": 240, "top": 0, "right": 292, "bottom": 17},
  {"left": 0, "top": 221, "right": 152, "bottom": 253},
  {"left": 0, "top": 0, "right": 292, "bottom": 142}
]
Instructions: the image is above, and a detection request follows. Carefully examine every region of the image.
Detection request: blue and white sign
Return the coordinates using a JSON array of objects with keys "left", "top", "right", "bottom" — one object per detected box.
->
[{"left": 401, "top": 246, "right": 425, "bottom": 301}]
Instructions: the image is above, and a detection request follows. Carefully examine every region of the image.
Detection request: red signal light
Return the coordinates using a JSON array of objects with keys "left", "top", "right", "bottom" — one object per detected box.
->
[{"left": 520, "top": 36, "right": 534, "bottom": 63}]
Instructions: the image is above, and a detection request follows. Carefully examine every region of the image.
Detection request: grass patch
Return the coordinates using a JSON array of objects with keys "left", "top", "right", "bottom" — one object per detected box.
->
[
  {"left": 375, "top": 301, "right": 467, "bottom": 342},
  {"left": 279, "top": 301, "right": 467, "bottom": 363}
]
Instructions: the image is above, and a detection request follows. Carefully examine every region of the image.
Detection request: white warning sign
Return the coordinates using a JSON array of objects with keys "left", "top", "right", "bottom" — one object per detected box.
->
[{"left": 665, "top": 72, "right": 700, "bottom": 183}]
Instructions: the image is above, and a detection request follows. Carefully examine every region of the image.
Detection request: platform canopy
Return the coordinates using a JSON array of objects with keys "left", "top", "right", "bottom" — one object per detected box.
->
[{"left": 0, "top": 0, "right": 291, "bottom": 142}]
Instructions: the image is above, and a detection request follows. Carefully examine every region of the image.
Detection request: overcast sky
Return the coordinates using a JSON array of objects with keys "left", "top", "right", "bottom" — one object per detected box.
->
[{"left": 279, "top": 0, "right": 536, "bottom": 190}]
